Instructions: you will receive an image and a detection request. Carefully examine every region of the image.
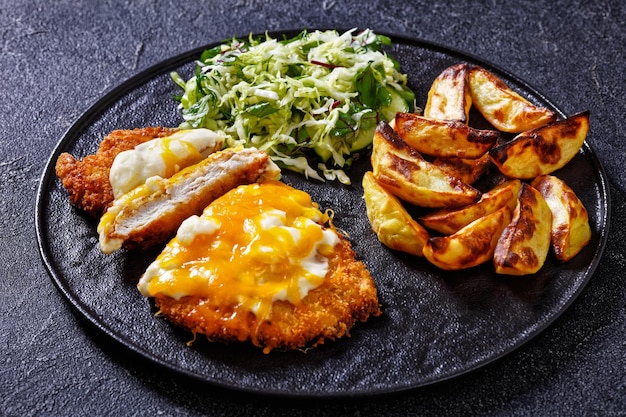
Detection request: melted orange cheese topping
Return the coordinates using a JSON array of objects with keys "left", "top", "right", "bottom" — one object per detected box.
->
[
  {"left": 137, "top": 180, "right": 340, "bottom": 321},
  {"left": 160, "top": 137, "right": 202, "bottom": 177}
]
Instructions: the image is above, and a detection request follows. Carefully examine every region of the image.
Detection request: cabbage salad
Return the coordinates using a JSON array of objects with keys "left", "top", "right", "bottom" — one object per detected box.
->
[{"left": 171, "top": 28, "right": 415, "bottom": 184}]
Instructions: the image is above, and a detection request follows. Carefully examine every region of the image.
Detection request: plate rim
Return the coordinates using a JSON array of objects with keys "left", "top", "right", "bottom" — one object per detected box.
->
[{"left": 35, "top": 28, "right": 612, "bottom": 398}]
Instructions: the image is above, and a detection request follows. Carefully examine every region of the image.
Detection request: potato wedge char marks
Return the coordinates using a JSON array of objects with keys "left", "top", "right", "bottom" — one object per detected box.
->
[
  {"left": 98, "top": 147, "right": 280, "bottom": 253},
  {"left": 423, "top": 63, "right": 472, "bottom": 123},
  {"left": 360, "top": 63, "right": 592, "bottom": 276},
  {"left": 531, "top": 175, "right": 591, "bottom": 261},
  {"left": 419, "top": 179, "right": 521, "bottom": 235},
  {"left": 489, "top": 111, "right": 589, "bottom": 179},
  {"left": 431, "top": 154, "right": 492, "bottom": 186},
  {"left": 469, "top": 66, "right": 557, "bottom": 132},
  {"left": 423, "top": 205, "right": 512, "bottom": 271},
  {"left": 55, "top": 127, "right": 177, "bottom": 217},
  {"left": 362, "top": 171, "right": 430, "bottom": 256},
  {"left": 372, "top": 122, "right": 481, "bottom": 208},
  {"left": 139, "top": 180, "right": 381, "bottom": 354},
  {"left": 494, "top": 183, "right": 552, "bottom": 275},
  {"left": 394, "top": 112, "right": 500, "bottom": 159}
]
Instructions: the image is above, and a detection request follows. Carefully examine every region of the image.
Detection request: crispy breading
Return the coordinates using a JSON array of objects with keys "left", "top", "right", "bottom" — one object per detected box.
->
[
  {"left": 154, "top": 236, "right": 382, "bottom": 353},
  {"left": 55, "top": 127, "right": 177, "bottom": 217}
]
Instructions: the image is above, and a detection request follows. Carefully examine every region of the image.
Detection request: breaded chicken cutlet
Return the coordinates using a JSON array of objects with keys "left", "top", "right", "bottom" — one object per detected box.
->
[
  {"left": 154, "top": 237, "right": 381, "bottom": 353},
  {"left": 98, "top": 147, "right": 280, "bottom": 253},
  {"left": 57, "top": 126, "right": 381, "bottom": 353},
  {"left": 55, "top": 127, "right": 177, "bottom": 217},
  {"left": 137, "top": 180, "right": 382, "bottom": 353}
]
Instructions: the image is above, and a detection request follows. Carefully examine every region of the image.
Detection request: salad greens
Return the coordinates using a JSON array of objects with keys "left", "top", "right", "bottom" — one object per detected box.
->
[{"left": 171, "top": 28, "right": 415, "bottom": 184}]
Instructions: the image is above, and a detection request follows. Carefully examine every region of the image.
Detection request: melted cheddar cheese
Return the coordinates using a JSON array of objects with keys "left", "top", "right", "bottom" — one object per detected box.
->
[
  {"left": 137, "top": 180, "right": 340, "bottom": 321},
  {"left": 109, "top": 128, "right": 225, "bottom": 198}
]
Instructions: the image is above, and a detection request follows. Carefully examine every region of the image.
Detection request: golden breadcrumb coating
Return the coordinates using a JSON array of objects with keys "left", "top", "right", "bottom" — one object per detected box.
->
[
  {"left": 154, "top": 236, "right": 382, "bottom": 354},
  {"left": 55, "top": 127, "right": 177, "bottom": 217}
]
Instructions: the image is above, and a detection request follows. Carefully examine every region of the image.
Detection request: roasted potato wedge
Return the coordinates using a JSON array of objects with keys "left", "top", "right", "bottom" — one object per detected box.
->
[
  {"left": 362, "top": 171, "right": 430, "bottom": 256},
  {"left": 494, "top": 183, "right": 552, "bottom": 275},
  {"left": 432, "top": 153, "right": 491, "bottom": 185},
  {"left": 419, "top": 179, "right": 522, "bottom": 235},
  {"left": 394, "top": 112, "right": 500, "bottom": 159},
  {"left": 422, "top": 206, "right": 512, "bottom": 271},
  {"left": 371, "top": 122, "right": 481, "bottom": 208},
  {"left": 531, "top": 175, "right": 591, "bottom": 261},
  {"left": 489, "top": 111, "right": 589, "bottom": 179},
  {"left": 424, "top": 63, "right": 472, "bottom": 123},
  {"left": 469, "top": 65, "right": 557, "bottom": 132}
]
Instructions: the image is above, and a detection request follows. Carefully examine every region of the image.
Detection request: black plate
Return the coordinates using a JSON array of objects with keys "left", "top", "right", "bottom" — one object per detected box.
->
[{"left": 36, "top": 30, "right": 610, "bottom": 398}]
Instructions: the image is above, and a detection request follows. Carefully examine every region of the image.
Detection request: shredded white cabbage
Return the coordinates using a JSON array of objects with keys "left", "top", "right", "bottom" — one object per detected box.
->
[{"left": 171, "top": 28, "right": 415, "bottom": 184}]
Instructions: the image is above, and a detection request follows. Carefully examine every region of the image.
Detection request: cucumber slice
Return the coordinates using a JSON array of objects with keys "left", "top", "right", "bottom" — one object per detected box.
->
[
  {"left": 313, "top": 140, "right": 333, "bottom": 162},
  {"left": 315, "top": 88, "right": 407, "bottom": 160},
  {"left": 380, "top": 88, "right": 409, "bottom": 122},
  {"left": 350, "top": 124, "right": 376, "bottom": 152},
  {"left": 313, "top": 132, "right": 343, "bottom": 163},
  {"left": 315, "top": 125, "right": 375, "bottom": 162}
]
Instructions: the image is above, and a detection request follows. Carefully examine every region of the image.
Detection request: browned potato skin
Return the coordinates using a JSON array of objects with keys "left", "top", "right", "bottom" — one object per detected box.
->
[
  {"left": 531, "top": 175, "right": 591, "bottom": 261},
  {"left": 494, "top": 183, "right": 552, "bottom": 275},
  {"left": 424, "top": 63, "right": 472, "bottom": 123},
  {"left": 432, "top": 153, "right": 491, "bottom": 186},
  {"left": 371, "top": 122, "right": 481, "bottom": 208},
  {"left": 394, "top": 112, "right": 500, "bottom": 159},
  {"left": 373, "top": 119, "right": 424, "bottom": 161},
  {"left": 430, "top": 130, "right": 507, "bottom": 186},
  {"left": 489, "top": 111, "right": 590, "bottom": 179},
  {"left": 423, "top": 205, "right": 512, "bottom": 271},
  {"left": 362, "top": 171, "right": 430, "bottom": 256},
  {"left": 469, "top": 66, "right": 557, "bottom": 133},
  {"left": 419, "top": 179, "right": 522, "bottom": 235}
]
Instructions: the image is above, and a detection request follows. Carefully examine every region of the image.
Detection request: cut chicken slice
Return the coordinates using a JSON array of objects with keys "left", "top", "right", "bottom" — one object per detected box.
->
[{"left": 97, "top": 147, "right": 280, "bottom": 253}]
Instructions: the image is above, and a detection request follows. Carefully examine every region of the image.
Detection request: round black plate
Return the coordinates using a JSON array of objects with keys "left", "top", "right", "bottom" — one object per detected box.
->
[{"left": 36, "top": 31, "right": 610, "bottom": 398}]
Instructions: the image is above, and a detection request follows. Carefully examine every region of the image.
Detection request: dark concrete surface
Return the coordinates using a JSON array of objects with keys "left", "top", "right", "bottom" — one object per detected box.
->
[{"left": 1, "top": 1, "right": 624, "bottom": 415}]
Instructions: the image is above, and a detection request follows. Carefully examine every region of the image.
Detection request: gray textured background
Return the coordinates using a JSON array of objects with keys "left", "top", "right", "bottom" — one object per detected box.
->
[{"left": 1, "top": 0, "right": 625, "bottom": 415}]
